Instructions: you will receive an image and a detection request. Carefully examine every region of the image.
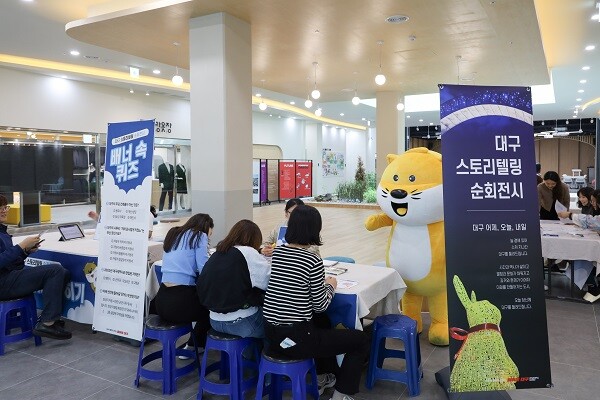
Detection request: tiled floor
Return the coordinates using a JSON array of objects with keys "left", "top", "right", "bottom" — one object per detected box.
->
[{"left": 1, "top": 299, "right": 599, "bottom": 399}]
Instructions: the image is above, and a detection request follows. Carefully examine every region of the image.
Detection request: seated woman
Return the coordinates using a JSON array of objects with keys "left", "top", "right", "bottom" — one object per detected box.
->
[
  {"left": 197, "top": 219, "right": 270, "bottom": 338},
  {"left": 591, "top": 189, "right": 600, "bottom": 216},
  {"left": 260, "top": 198, "right": 320, "bottom": 257},
  {"left": 263, "top": 205, "right": 369, "bottom": 400},
  {"left": 537, "top": 171, "right": 570, "bottom": 220},
  {"left": 154, "top": 213, "right": 213, "bottom": 349},
  {"left": 577, "top": 187, "right": 594, "bottom": 215}
]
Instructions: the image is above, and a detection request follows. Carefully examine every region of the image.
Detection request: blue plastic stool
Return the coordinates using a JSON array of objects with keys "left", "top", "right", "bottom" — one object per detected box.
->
[
  {"left": 0, "top": 296, "right": 41, "bottom": 355},
  {"left": 134, "top": 315, "right": 198, "bottom": 395},
  {"left": 365, "top": 314, "right": 422, "bottom": 396},
  {"left": 255, "top": 352, "right": 320, "bottom": 400},
  {"left": 323, "top": 256, "right": 355, "bottom": 264},
  {"left": 198, "top": 329, "right": 259, "bottom": 399}
]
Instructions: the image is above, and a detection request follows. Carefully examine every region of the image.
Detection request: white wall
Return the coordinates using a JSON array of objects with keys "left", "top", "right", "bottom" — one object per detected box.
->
[
  {"left": 0, "top": 67, "right": 190, "bottom": 137},
  {"left": 252, "top": 113, "right": 306, "bottom": 160}
]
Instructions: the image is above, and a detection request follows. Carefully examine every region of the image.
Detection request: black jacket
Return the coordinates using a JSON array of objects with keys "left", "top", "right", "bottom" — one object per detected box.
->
[{"left": 197, "top": 247, "right": 264, "bottom": 313}]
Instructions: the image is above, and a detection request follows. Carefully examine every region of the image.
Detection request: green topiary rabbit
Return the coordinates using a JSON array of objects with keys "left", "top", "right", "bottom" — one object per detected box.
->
[{"left": 450, "top": 275, "right": 519, "bottom": 392}]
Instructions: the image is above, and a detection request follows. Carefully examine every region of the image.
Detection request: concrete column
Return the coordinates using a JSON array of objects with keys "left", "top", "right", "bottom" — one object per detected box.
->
[
  {"left": 305, "top": 122, "right": 323, "bottom": 195},
  {"left": 189, "top": 13, "right": 252, "bottom": 241},
  {"left": 375, "top": 91, "right": 405, "bottom": 180}
]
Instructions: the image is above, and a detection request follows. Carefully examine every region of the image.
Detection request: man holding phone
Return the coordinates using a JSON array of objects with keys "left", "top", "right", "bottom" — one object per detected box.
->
[{"left": 0, "top": 195, "right": 72, "bottom": 340}]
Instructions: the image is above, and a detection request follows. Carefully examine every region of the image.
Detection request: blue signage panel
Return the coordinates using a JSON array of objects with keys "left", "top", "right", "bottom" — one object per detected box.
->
[{"left": 440, "top": 84, "right": 551, "bottom": 392}]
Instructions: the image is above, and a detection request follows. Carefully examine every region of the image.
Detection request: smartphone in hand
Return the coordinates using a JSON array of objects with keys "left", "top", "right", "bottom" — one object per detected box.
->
[{"left": 33, "top": 239, "right": 45, "bottom": 248}]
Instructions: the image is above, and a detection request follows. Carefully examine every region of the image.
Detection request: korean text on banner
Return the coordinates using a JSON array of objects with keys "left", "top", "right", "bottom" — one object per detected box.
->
[
  {"left": 92, "top": 119, "right": 155, "bottom": 341},
  {"left": 440, "top": 85, "right": 551, "bottom": 392}
]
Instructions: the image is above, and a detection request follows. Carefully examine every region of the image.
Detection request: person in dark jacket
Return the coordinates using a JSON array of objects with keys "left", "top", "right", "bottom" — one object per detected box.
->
[
  {"left": 197, "top": 219, "right": 270, "bottom": 338},
  {"left": 577, "top": 186, "right": 594, "bottom": 215},
  {"left": 0, "top": 195, "right": 71, "bottom": 340}
]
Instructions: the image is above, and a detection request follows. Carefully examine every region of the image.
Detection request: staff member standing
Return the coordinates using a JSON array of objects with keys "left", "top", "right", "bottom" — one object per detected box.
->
[
  {"left": 263, "top": 205, "right": 369, "bottom": 400},
  {"left": 537, "top": 171, "right": 570, "bottom": 220},
  {"left": 0, "top": 195, "right": 71, "bottom": 340}
]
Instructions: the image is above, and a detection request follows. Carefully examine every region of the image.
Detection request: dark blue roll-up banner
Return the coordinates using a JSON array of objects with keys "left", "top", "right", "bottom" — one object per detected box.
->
[{"left": 440, "top": 84, "right": 551, "bottom": 392}]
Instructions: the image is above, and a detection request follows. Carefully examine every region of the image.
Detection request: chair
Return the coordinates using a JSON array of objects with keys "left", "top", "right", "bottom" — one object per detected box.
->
[
  {"left": 575, "top": 175, "right": 587, "bottom": 189},
  {"left": 255, "top": 352, "right": 320, "bottom": 400},
  {"left": 365, "top": 314, "right": 422, "bottom": 397},
  {"left": 0, "top": 295, "right": 41, "bottom": 355},
  {"left": 134, "top": 315, "right": 199, "bottom": 395},
  {"left": 323, "top": 256, "right": 355, "bottom": 264},
  {"left": 198, "top": 329, "right": 259, "bottom": 399},
  {"left": 562, "top": 175, "right": 574, "bottom": 189}
]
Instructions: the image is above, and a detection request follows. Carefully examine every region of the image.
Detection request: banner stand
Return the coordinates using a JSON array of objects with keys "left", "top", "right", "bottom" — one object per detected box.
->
[{"left": 435, "top": 367, "right": 512, "bottom": 400}]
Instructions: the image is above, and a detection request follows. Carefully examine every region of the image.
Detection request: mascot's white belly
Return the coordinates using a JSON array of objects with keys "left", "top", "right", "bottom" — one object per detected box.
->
[{"left": 389, "top": 224, "right": 432, "bottom": 282}]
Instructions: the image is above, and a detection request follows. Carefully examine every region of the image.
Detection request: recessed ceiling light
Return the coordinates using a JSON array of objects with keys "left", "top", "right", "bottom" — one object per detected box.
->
[
  {"left": 340, "top": 113, "right": 344, "bottom": 116},
  {"left": 362, "top": 117, "right": 366, "bottom": 121},
  {"left": 152, "top": 69, "right": 161, "bottom": 75},
  {"left": 60, "top": 75, "right": 67, "bottom": 79},
  {"left": 577, "top": 98, "right": 582, "bottom": 101},
  {"left": 406, "top": 115, "right": 411, "bottom": 118},
  {"left": 256, "top": 93, "right": 262, "bottom": 97},
  {"left": 129, "top": 89, "right": 134, "bottom": 94},
  {"left": 70, "top": 50, "right": 80, "bottom": 56},
  {"left": 578, "top": 89, "right": 585, "bottom": 93},
  {"left": 419, "top": 119, "right": 423, "bottom": 122},
  {"left": 429, "top": 122, "right": 434, "bottom": 125},
  {"left": 145, "top": 91, "right": 150, "bottom": 96},
  {"left": 592, "top": 14, "right": 599, "bottom": 21},
  {"left": 289, "top": 101, "right": 295, "bottom": 105},
  {"left": 585, "top": 45, "right": 596, "bottom": 51},
  {"left": 582, "top": 66, "right": 591, "bottom": 71},
  {"left": 580, "top": 79, "right": 587, "bottom": 84},
  {"left": 386, "top": 15, "right": 410, "bottom": 24}
]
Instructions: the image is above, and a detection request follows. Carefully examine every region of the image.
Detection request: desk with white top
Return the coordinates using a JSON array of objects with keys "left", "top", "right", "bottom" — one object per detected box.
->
[
  {"left": 15, "top": 230, "right": 163, "bottom": 323},
  {"left": 540, "top": 220, "right": 599, "bottom": 300},
  {"left": 147, "top": 260, "right": 406, "bottom": 330}
]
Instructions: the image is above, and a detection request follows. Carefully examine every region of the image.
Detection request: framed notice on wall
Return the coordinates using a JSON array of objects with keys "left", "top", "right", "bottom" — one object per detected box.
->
[
  {"left": 279, "top": 161, "right": 295, "bottom": 199},
  {"left": 295, "top": 161, "right": 312, "bottom": 197}
]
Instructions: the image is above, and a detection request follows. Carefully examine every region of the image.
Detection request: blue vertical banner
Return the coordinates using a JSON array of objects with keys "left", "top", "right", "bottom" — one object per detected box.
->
[
  {"left": 93, "top": 120, "right": 155, "bottom": 341},
  {"left": 440, "top": 85, "right": 551, "bottom": 392}
]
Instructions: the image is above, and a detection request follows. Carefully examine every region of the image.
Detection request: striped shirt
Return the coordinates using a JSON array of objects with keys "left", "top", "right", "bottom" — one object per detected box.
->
[{"left": 263, "top": 245, "right": 334, "bottom": 325}]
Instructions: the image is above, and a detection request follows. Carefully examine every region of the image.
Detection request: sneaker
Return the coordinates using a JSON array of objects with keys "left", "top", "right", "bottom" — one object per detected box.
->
[
  {"left": 178, "top": 344, "right": 204, "bottom": 360},
  {"left": 329, "top": 391, "right": 354, "bottom": 400},
  {"left": 317, "top": 373, "right": 336, "bottom": 395},
  {"left": 583, "top": 286, "right": 600, "bottom": 303}
]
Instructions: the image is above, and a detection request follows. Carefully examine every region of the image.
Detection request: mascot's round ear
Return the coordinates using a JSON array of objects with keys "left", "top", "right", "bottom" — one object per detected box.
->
[
  {"left": 405, "top": 147, "right": 442, "bottom": 162},
  {"left": 386, "top": 154, "right": 399, "bottom": 165}
]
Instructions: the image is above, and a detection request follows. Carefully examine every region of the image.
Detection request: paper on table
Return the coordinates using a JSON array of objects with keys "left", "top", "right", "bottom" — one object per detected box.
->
[
  {"left": 323, "top": 259, "right": 339, "bottom": 267},
  {"left": 336, "top": 279, "right": 358, "bottom": 289},
  {"left": 554, "top": 200, "right": 569, "bottom": 222}
]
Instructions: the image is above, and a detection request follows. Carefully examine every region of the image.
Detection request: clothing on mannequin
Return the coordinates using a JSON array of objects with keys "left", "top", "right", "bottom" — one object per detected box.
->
[
  {"left": 158, "top": 162, "right": 174, "bottom": 211},
  {"left": 176, "top": 164, "right": 188, "bottom": 209}
]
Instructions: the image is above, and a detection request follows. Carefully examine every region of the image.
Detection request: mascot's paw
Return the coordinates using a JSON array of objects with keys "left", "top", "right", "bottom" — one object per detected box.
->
[
  {"left": 364, "top": 214, "right": 380, "bottom": 231},
  {"left": 428, "top": 321, "right": 449, "bottom": 346}
]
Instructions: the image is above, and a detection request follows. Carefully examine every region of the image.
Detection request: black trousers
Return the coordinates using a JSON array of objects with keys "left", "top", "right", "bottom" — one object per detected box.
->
[
  {"left": 154, "top": 284, "right": 210, "bottom": 346},
  {"left": 265, "top": 316, "right": 369, "bottom": 396},
  {"left": 0, "top": 263, "right": 70, "bottom": 323},
  {"left": 159, "top": 190, "right": 173, "bottom": 211}
]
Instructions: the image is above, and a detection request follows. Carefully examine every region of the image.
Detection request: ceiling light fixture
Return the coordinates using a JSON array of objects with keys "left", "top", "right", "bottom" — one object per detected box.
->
[
  {"left": 351, "top": 73, "right": 360, "bottom": 105},
  {"left": 145, "top": 91, "right": 150, "bottom": 96},
  {"left": 152, "top": 69, "right": 161, "bottom": 75},
  {"left": 311, "top": 62, "right": 321, "bottom": 99},
  {"left": 70, "top": 50, "right": 80, "bottom": 56},
  {"left": 171, "top": 42, "right": 183, "bottom": 86},
  {"left": 582, "top": 66, "right": 591, "bottom": 70},
  {"left": 396, "top": 102, "right": 405, "bottom": 111},
  {"left": 129, "top": 89, "right": 134, "bottom": 94},
  {"left": 304, "top": 77, "right": 313, "bottom": 108},
  {"left": 375, "top": 40, "right": 386, "bottom": 85},
  {"left": 585, "top": 45, "right": 596, "bottom": 51},
  {"left": 315, "top": 108, "right": 322, "bottom": 117},
  {"left": 580, "top": 79, "right": 587, "bottom": 84},
  {"left": 258, "top": 79, "right": 268, "bottom": 110}
]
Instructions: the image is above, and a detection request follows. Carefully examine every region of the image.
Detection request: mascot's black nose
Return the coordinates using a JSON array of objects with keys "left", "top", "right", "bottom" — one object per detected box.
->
[{"left": 390, "top": 189, "right": 408, "bottom": 199}]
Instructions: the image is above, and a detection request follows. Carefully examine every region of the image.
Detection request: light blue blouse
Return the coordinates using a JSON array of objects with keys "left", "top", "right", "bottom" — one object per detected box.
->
[{"left": 161, "top": 230, "right": 210, "bottom": 285}]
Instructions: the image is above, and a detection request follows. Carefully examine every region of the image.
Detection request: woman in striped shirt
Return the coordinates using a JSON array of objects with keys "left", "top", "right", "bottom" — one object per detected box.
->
[{"left": 263, "top": 205, "right": 369, "bottom": 400}]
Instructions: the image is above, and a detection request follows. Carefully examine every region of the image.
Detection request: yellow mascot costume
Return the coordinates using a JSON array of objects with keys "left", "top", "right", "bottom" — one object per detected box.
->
[{"left": 365, "top": 147, "right": 448, "bottom": 346}]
